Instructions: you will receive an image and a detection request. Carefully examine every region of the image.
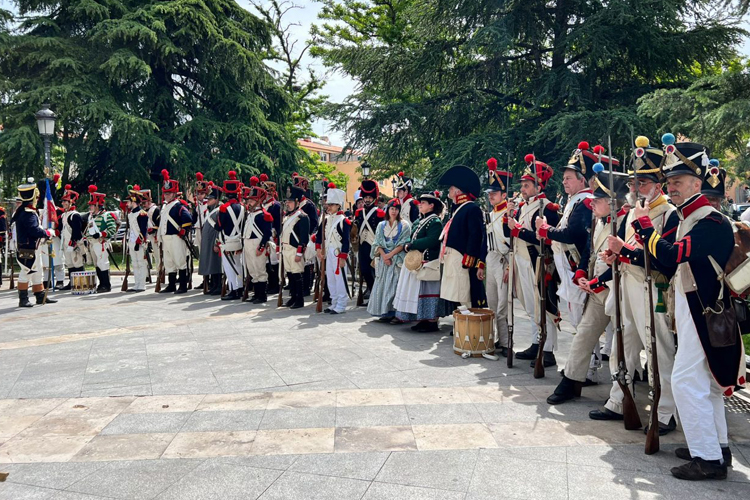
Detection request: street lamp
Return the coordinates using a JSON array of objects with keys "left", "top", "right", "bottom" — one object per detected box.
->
[
  {"left": 35, "top": 104, "right": 56, "bottom": 175},
  {"left": 361, "top": 160, "right": 371, "bottom": 179}
]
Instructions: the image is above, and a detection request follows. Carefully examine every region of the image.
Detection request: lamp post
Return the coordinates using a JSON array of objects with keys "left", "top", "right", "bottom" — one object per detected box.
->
[
  {"left": 361, "top": 160, "right": 371, "bottom": 179},
  {"left": 35, "top": 104, "right": 56, "bottom": 177},
  {"left": 35, "top": 104, "right": 56, "bottom": 293}
]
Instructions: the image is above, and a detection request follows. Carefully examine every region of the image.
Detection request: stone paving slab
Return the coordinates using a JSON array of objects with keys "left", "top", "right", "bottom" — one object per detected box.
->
[{"left": 1, "top": 277, "right": 749, "bottom": 499}]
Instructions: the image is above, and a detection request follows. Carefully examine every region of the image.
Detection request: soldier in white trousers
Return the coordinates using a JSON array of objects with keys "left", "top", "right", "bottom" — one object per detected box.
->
[
  {"left": 547, "top": 169, "right": 629, "bottom": 404},
  {"left": 599, "top": 136, "right": 680, "bottom": 432},
  {"left": 482, "top": 158, "right": 512, "bottom": 355},
  {"left": 507, "top": 155, "right": 560, "bottom": 368},
  {"left": 316, "top": 185, "right": 351, "bottom": 314},
  {"left": 124, "top": 185, "right": 150, "bottom": 292},
  {"left": 242, "top": 176, "right": 273, "bottom": 303}
]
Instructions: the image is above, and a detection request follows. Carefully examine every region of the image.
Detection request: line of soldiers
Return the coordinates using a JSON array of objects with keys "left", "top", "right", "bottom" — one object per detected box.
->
[
  {"left": 3, "top": 137, "right": 746, "bottom": 481},
  {"left": 481, "top": 136, "right": 746, "bottom": 481}
]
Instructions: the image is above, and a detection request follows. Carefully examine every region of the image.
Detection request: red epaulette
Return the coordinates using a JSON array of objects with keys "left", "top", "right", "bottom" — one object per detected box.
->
[
  {"left": 376, "top": 209, "right": 386, "bottom": 217},
  {"left": 518, "top": 201, "right": 525, "bottom": 208},
  {"left": 344, "top": 218, "right": 352, "bottom": 225},
  {"left": 546, "top": 203, "right": 560, "bottom": 212},
  {"left": 262, "top": 208, "right": 273, "bottom": 222},
  {"left": 180, "top": 199, "right": 189, "bottom": 206},
  {"left": 355, "top": 208, "right": 363, "bottom": 216},
  {"left": 583, "top": 198, "right": 593, "bottom": 210},
  {"left": 412, "top": 199, "right": 419, "bottom": 206}
]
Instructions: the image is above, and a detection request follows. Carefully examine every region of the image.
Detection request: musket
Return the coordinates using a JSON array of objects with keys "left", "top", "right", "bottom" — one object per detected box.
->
[
  {"left": 316, "top": 203, "right": 327, "bottom": 313},
  {"left": 636, "top": 140, "right": 662, "bottom": 453},
  {"left": 277, "top": 242, "right": 285, "bottom": 307},
  {"left": 608, "top": 134, "right": 642, "bottom": 431},
  {"left": 121, "top": 210, "right": 131, "bottom": 292},
  {"left": 155, "top": 241, "right": 164, "bottom": 293},
  {"left": 506, "top": 154, "right": 516, "bottom": 369},
  {"left": 356, "top": 262, "right": 364, "bottom": 306},
  {"left": 534, "top": 152, "right": 547, "bottom": 379}
]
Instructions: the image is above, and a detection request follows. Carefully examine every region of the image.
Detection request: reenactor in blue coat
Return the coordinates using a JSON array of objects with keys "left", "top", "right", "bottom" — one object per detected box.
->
[
  {"left": 618, "top": 137, "right": 743, "bottom": 480},
  {"left": 535, "top": 141, "right": 603, "bottom": 329},
  {"left": 157, "top": 169, "right": 193, "bottom": 294},
  {"left": 293, "top": 173, "right": 319, "bottom": 297},
  {"left": 437, "top": 164, "right": 487, "bottom": 309},
  {"left": 12, "top": 179, "right": 56, "bottom": 307},
  {"left": 280, "top": 184, "right": 311, "bottom": 309}
]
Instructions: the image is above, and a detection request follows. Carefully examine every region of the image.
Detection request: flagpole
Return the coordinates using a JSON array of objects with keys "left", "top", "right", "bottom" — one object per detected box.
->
[{"left": 45, "top": 178, "right": 55, "bottom": 294}]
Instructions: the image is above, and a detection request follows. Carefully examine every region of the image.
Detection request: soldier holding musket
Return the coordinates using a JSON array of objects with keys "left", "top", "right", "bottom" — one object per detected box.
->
[
  {"left": 13, "top": 180, "right": 56, "bottom": 307},
  {"left": 280, "top": 183, "right": 310, "bottom": 309},
  {"left": 596, "top": 136, "right": 680, "bottom": 432},
  {"left": 157, "top": 169, "right": 193, "bottom": 294},
  {"left": 507, "top": 155, "right": 560, "bottom": 368},
  {"left": 217, "top": 171, "right": 245, "bottom": 300},
  {"left": 547, "top": 169, "right": 629, "bottom": 404},
  {"left": 242, "top": 176, "right": 273, "bottom": 303},
  {"left": 59, "top": 185, "right": 85, "bottom": 290},
  {"left": 617, "top": 135, "right": 743, "bottom": 480},
  {"left": 483, "top": 158, "right": 513, "bottom": 356}
]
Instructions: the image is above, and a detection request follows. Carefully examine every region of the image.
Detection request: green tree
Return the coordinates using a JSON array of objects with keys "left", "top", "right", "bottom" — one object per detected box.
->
[
  {"left": 0, "top": 0, "right": 304, "bottom": 200},
  {"left": 312, "top": 0, "right": 747, "bottom": 190},
  {"left": 638, "top": 59, "right": 750, "bottom": 177}
]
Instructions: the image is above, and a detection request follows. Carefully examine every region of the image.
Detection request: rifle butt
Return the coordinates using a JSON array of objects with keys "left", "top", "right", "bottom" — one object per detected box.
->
[
  {"left": 533, "top": 358, "right": 545, "bottom": 379},
  {"left": 154, "top": 271, "right": 162, "bottom": 293},
  {"left": 221, "top": 276, "right": 227, "bottom": 298},
  {"left": 242, "top": 276, "right": 250, "bottom": 302},
  {"left": 644, "top": 428, "right": 660, "bottom": 455},
  {"left": 621, "top": 388, "right": 643, "bottom": 430},
  {"left": 203, "top": 279, "right": 208, "bottom": 294},
  {"left": 356, "top": 269, "right": 364, "bottom": 306},
  {"left": 121, "top": 275, "right": 128, "bottom": 292},
  {"left": 506, "top": 326, "right": 514, "bottom": 369}
]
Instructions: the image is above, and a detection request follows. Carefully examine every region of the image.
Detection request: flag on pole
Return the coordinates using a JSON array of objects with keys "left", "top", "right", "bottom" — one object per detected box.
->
[{"left": 42, "top": 178, "right": 58, "bottom": 230}]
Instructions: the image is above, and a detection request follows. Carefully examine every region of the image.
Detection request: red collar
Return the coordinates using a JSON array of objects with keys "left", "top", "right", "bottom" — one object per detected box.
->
[
  {"left": 678, "top": 194, "right": 710, "bottom": 218},
  {"left": 455, "top": 194, "right": 475, "bottom": 205},
  {"left": 577, "top": 189, "right": 593, "bottom": 195},
  {"left": 532, "top": 193, "right": 547, "bottom": 202},
  {"left": 402, "top": 194, "right": 412, "bottom": 202},
  {"left": 337, "top": 210, "right": 344, "bottom": 215},
  {"left": 493, "top": 200, "right": 508, "bottom": 212}
]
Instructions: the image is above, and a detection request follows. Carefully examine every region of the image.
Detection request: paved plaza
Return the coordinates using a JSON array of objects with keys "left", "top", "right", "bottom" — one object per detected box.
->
[{"left": 0, "top": 278, "right": 748, "bottom": 499}]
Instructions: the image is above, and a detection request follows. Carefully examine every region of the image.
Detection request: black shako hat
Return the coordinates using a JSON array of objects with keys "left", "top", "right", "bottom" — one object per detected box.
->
[{"left": 591, "top": 170, "right": 629, "bottom": 200}]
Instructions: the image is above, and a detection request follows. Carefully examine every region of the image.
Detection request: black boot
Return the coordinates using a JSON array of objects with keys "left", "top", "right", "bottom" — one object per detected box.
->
[
  {"left": 530, "top": 351, "right": 557, "bottom": 368},
  {"left": 515, "top": 343, "right": 539, "bottom": 360},
  {"left": 60, "top": 269, "right": 73, "bottom": 291},
  {"left": 96, "top": 269, "right": 111, "bottom": 293},
  {"left": 284, "top": 273, "right": 296, "bottom": 307},
  {"left": 209, "top": 274, "right": 222, "bottom": 295},
  {"left": 589, "top": 407, "right": 623, "bottom": 421},
  {"left": 221, "top": 287, "right": 240, "bottom": 300},
  {"left": 290, "top": 274, "right": 305, "bottom": 309},
  {"left": 546, "top": 376, "right": 583, "bottom": 405},
  {"left": 35, "top": 290, "right": 57, "bottom": 304},
  {"left": 252, "top": 282, "right": 267, "bottom": 304},
  {"left": 175, "top": 269, "right": 189, "bottom": 294},
  {"left": 18, "top": 289, "right": 33, "bottom": 308},
  {"left": 160, "top": 272, "right": 177, "bottom": 293}
]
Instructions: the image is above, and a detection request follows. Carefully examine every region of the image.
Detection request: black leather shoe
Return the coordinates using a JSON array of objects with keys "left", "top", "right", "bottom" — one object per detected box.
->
[
  {"left": 418, "top": 322, "right": 439, "bottom": 332},
  {"left": 671, "top": 458, "right": 727, "bottom": 481},
  {"left": 515, "top": 344, "right": 539, "bottom": 360},
  {"left": 675, "top": 447, "right": 732, "bottom": 467},
  {"left": 411, "top": 321, "right": 428, "bottom": 331},
  {"left": 497, "top": 346, "right": 508, "bottom": 358},
  {"left": 589, "top": 407, "right": 624, "bottom": 421},
  {"left": 643, "top": 416, "right": 677, "bottom": 436},
  {"left": 530, "top": 351, "right": 556, "bottom": 368}
]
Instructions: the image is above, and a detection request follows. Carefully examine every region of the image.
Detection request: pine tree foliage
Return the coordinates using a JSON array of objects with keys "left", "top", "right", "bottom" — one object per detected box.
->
[
  {"left": 312, "top": 0, "right": 747, "bottom": 189},
  {"left": 638, "top": 58, "right": 750, "bottom": 177},
  {"left": 0, "top": 0, "right": 304, "bottom": 198}
]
